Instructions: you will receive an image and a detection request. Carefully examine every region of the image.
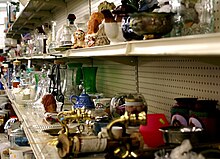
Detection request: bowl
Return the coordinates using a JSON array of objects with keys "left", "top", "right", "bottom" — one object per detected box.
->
[
  {"left": 130, "top": 12, "right": 174, "bottom": 38},
  {"left": 159, "top": 126, "right": 204, "bottom": 145}
]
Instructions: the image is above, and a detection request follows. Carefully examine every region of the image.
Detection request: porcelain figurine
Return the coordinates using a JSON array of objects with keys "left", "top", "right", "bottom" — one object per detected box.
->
[
  {"left": 85, "top": 12, "right": 110, "bottom": 47},
  {"left": 101, "top": 0, "right": 142, "bottom": 43},
  {"left": 101, "top": 9, "right": 126, "bottom": 44},
  {"left": 72, "top": 29, "right": 86, "bottom": 49}
]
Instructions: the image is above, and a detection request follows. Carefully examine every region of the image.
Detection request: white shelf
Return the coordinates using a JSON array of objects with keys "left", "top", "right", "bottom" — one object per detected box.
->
[
  {"left": 8, "top": 33, "right": 220, "bottom": 61},
  {"left": 65, "top": 42, "right": 128, "bottom": 57},
  {"left": 2, "top": 82, "right": 61, "bottom": 159},
  {"left": 2, "top": 82, "right": 105, "bottom": 159},
  {"left": 46, "top": 33, "right": 220, "bottom": 59},
  {"left": 128, "top": 33, "right": 220, "bottom": 56},
  {"left": 6, "top": 0, "right": 66, "bottom": 38}
]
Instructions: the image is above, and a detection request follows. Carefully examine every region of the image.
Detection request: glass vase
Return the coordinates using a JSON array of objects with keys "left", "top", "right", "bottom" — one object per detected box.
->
[
  {"left": 82, "top": 67, "right": 98, "bottom": 94},
  {"left": 48, "top": 21, "right": 59, "bottom": 53},
  {"left": 65, "top": 63, "right": 83, "bottom": 101}
]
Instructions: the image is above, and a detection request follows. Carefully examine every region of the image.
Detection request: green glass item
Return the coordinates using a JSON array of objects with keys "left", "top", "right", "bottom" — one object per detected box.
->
[
  {"left": 82, "top": 67, "right": 98, "bottom": 94},
  {"left": 65, "top": 63, "right": 83, "bottom": 100}
]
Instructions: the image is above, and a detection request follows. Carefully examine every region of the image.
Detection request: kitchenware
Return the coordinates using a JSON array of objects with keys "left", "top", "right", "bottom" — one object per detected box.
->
[
  {"left": 130, "top": 12, "right": 174, "bottom": 39},
  {"left": 48, "top": 21, "right": 59, "bottom": 53},
  {"left": 189, "top": 99, "right": 219, "bottom": 137},
  {"left": 194, "top": 99, "right": 218, "bottom": 112},
  {"left": 110, "top": 93, "right": 147, "bottom": 118},
  {"left": 65, "top": 63, "right": 83, "bottom": 102},
  {"left": 121, "top": 16, "right": 144, "bottom": 41},
  {"left": 111, "top": 126, "right": 123, "bottom": 139},
  {"left": 82, "top": 67, "right": 98, "bottom": 94},
  {"left": 9, "top": 128, "right": 29, "bottom": 147},
  {"left": 159, "top": 126, "right": 204, "bottom": 145},
  {"left": 70, "top": 93, "right": 94, "bottom": 109},
  {"left": 171, "top": 97, "right": 197, "bottom": 126}
]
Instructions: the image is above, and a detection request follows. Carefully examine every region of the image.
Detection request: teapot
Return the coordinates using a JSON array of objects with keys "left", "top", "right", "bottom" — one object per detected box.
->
[{"left": 70, "top": 93, "right": 94, "bottom": 109}]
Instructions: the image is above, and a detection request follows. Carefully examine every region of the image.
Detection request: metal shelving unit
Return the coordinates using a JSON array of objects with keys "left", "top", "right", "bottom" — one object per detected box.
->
[
  {"left": 3, "top": 0, "right": 220, "bottom": 158},
  {"left": 6, "top": 0, "right": 67, "bottom": 39}
]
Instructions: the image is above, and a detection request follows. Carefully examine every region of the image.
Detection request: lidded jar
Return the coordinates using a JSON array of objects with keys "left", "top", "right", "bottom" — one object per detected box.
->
[{"left": 110, "top": 93, "right": 147, "bottom": 118}]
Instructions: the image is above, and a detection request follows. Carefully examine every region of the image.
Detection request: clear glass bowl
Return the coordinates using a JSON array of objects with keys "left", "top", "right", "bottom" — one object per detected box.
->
[{"left": 110, "top": 93, "right": 147, "bottom": 118}]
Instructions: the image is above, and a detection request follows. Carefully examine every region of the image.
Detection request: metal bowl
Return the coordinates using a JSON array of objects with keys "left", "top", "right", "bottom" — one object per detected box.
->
[
  {"left": 159, "top": 126, "right": 204, "bottom": 145},
  {"left": 130, "top": 12, "right": 174, "bottom": 37}
]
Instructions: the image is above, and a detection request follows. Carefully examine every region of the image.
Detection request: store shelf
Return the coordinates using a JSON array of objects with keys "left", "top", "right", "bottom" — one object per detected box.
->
[
  {"left": 6, "top": 0, "right": 66, "bottom": 38},
  {"left": 128, "top": 33, "right": 220, "bottom": 56},
  {"left": 2, "top": 81, "right": 105, "bottom": 159},
  {"left": 48, "top": 33, "right": 220, "bottom": 58},
  {"left": 65, "top": 42, "right": 128, "bottom": 57},
  {"left": 2, "top": 85, "right": 61, "bottom": 158},
  {"left": 7, "top": 33, "right": 220, "bottom": 61}
]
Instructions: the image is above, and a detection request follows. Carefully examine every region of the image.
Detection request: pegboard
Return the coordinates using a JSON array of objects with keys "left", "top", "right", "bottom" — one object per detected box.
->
[
  {"left": 214, "top": 0, "right": 220, "bottom": 32},
  {"left": 49, "top": 0, "right": 220, "bottom": 122},
  {"left": 138, "top": 56, "right": 220, "bottom": 121},
  {"left": 93, "top": 59, "right": 137, "bottom": 98}
]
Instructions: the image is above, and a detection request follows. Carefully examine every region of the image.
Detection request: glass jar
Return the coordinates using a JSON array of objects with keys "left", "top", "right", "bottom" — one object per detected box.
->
[{"left": 110, "top": 93, "right": 147, "bottom": 118}]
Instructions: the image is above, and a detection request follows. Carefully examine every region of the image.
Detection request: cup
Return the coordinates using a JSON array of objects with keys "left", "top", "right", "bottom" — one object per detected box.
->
[{"left": 112, "top": 126, "right": 123, "bottom": 139}]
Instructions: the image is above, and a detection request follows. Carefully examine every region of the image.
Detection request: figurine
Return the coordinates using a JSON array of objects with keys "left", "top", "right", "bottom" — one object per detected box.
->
[
  {"left": 98, "top": 1, "right": 116, "bottom": 12},
  {"left": 72, "top": 29, "right": 86, "bottom": 49},
  {"left": 41, "top": 94, "right": 57, "bottom": 113},
  {"left": 86, "top": 12, "right": 110, "bottom": 47},
  {"left": 87, "top": 12, "right": 105, "bottom": 35}
]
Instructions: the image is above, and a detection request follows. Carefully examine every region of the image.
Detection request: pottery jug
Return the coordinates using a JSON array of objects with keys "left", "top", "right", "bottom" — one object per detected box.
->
[{"left": 70, "top": 93, "right": 94, "bottom": 109}]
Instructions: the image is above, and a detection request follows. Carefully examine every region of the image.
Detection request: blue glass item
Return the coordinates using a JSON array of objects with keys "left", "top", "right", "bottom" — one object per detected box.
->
[{"left": 70, "top": 93, "right": 94, "bottom": 109}]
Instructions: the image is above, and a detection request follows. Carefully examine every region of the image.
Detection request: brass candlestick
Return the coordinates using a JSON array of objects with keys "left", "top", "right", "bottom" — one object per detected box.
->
[
  {"left": 106, "top": 111, "right": 147, "bottom": 158},
  {"left": 57, "top": 108, "right": 93, "bottom": 135}
]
